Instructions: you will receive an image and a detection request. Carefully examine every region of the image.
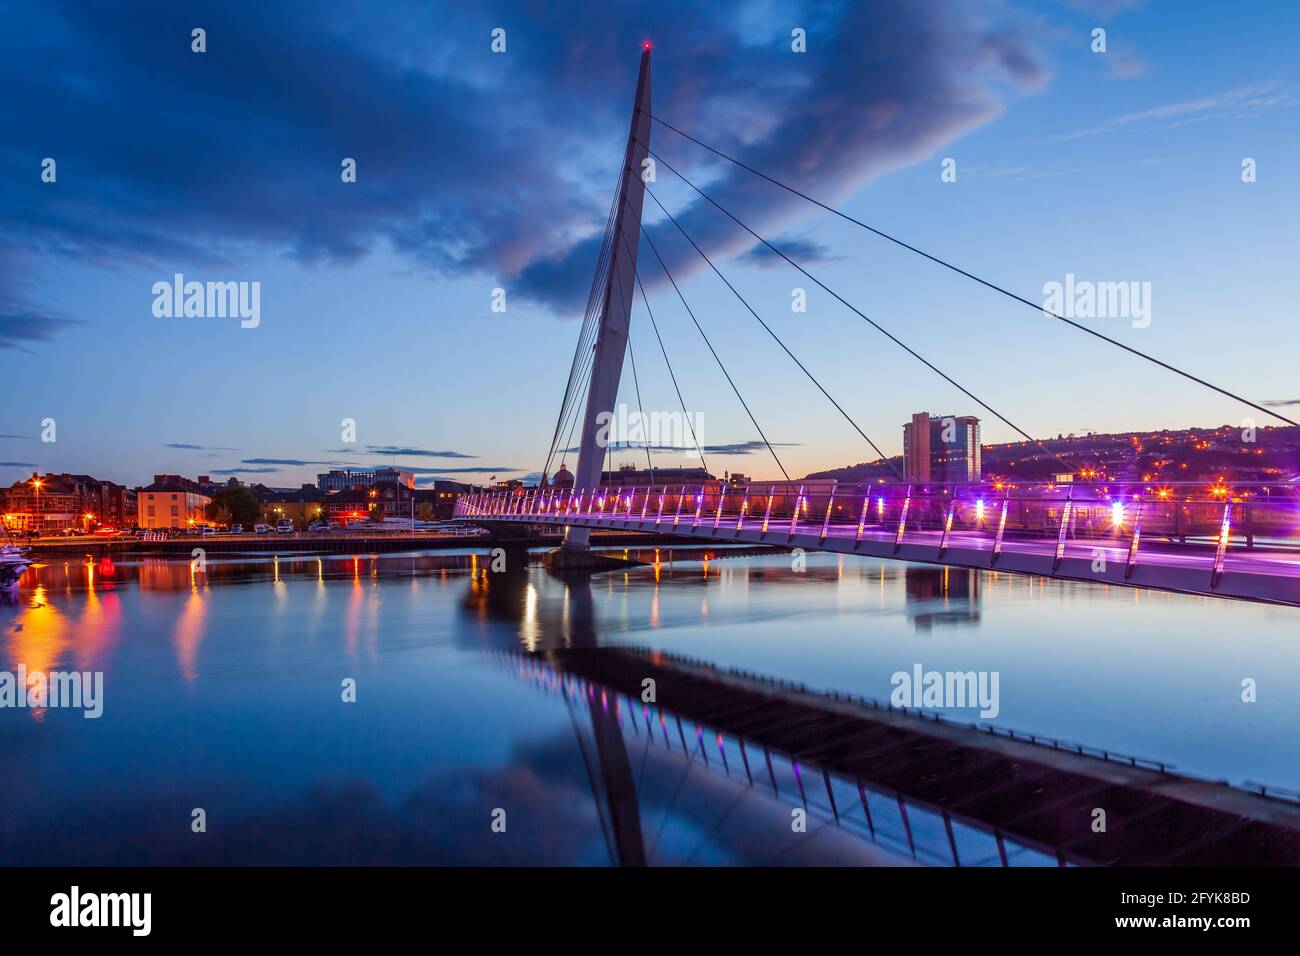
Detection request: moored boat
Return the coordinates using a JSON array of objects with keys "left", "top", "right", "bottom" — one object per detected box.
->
[{"left": 0, "top": 529, "right": 34, "bottom": 587}]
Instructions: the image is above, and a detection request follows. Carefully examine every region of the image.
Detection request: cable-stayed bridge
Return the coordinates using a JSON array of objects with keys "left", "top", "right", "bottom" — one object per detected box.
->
[{"left": 459, "top": 46, "right": 1300, "bottom": 607}]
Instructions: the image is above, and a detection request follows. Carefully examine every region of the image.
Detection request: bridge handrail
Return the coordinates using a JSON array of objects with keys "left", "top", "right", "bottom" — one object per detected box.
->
[{"left": 458, "top": 481, "right": 1300, "bottom": 570}]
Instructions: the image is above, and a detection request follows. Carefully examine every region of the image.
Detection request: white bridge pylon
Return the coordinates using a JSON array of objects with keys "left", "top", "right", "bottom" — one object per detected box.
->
[{"left": 564, "top": 47, "right": 653, "bottom": 553}]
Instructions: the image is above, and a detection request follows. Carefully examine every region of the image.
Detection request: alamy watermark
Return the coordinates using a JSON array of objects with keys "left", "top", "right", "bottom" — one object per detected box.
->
[
  {"left": 50, "top": 886, "right": 150, "bottom": 936},
  {"left": 1042, "top": 272, "right": 1151, "bottom": 329},
  {"left": 596, "top": 403, "right": 705, "bottom": 457},
  {"left": 890, "top": 663, "right": 999, "bottom": 719},
  {"left": 152, "top": 273, "right": 260, "bottom": 328},
  {"left": 0, "top": 667, "right": 103, "bottom": 717}
]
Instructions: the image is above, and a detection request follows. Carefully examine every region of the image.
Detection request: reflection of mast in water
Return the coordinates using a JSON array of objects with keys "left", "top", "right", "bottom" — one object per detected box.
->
[
  {"left": 903, "top": 565, "right": 982, "bottom": 632},
  {"left": 460, "top": 562, "right": 647, "bottom": 865},
  {"left": 563, "top": 578, "right": 646, "bottom": 866}
]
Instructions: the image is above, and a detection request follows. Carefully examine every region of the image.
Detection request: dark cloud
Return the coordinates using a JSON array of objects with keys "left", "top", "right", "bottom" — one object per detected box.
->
[
  {"left": 241, "top": 458, "right": 343, "bottom": 466},
  {"left": 212, "top": 466, "right": 280, "bottom": 474},
  {"left": 2, "top": 0, "right": 1049, "bottom": 330},
  {"left": 0, "top": 461, "right": 39, "bottom": 468},
  {"left": 360, "top": 446, "right": 477, "bottom": 458},
  {"left": 403, "top": 465, "right": 522, "bottom": 475},
  {"left": 2, "top": 1, "right": 605, "bottom": 303},
  {"left": 166, "top": 442, "right": 239, "bottom": 451},
  {"left": 1263, "top": 398, "right": 1300, "bottom": 408},
  {"left": 511, "top": 0, "right": 1049, "bottom": 308},
  {"left": 0, "top": 309, "right": 79, "bottom": 351},
  {"left": 0, "top": 243, "right": 81, "bottom": 350},
  {"left": 702, "top": 440, "right": 799, "bottom": 455},
  {"left": 734, "top": 235, "right": 839, "bottom": 270}
]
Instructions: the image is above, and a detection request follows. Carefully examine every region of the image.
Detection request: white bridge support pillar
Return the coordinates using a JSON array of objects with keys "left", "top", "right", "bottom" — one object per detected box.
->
[{"left": 563, "top": 47, "right": 653, "bottom": 554}]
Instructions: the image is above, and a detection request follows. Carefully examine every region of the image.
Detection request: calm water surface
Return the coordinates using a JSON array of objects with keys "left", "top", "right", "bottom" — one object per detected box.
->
[{"left": 1, "top": 547, "right": 1296, "bottom": 865}]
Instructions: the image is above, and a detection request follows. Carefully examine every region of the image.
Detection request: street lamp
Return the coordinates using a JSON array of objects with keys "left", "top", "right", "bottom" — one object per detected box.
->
[{"left": 31, "top": 477, "right": 43, "bottom": 535}]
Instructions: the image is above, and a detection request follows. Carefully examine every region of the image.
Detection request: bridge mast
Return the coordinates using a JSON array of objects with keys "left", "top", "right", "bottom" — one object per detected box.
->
[{"left": 563, "top": 45, "right": 653, "bottom": 554}]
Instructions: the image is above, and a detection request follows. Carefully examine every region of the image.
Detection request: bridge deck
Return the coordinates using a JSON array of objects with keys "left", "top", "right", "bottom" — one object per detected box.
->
[{"left": 469, "top": 509, "right": 1300, "bottom": 605}]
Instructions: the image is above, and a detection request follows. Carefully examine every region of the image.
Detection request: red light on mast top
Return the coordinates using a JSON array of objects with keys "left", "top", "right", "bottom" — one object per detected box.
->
[{"left": 643, "top": 41, "right": 652, "bottom": 50}]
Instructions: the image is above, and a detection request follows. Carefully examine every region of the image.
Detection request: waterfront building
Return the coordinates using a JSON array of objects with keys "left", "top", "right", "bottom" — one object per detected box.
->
[
  {"left": 599, "top": 463, "right": 715, "bottom": 486},
  {"left": 260, "top": 483, "right": 326, "bottom": 527},
  {"left": 415, "top": 480, "right": 471, "bottom": 519},
  {"left": 903, "top": 412, "right": 982, "bottom": 483},
  {"left": 316, "top": 467, "right": 416, "bottom": 491},
  {"left": 137, "top": 475, "right": 212, "bottom": 529},
  {"left": 0, "top": 472, "right": 136, "bottom": 532}
]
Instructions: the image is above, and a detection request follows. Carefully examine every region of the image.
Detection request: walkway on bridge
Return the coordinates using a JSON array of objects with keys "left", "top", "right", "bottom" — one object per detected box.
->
[{"left": 461, "top": 482, "right": 1300, "bottom": 605}]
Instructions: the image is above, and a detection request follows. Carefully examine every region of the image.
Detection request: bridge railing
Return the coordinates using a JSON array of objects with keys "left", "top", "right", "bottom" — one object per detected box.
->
[
  {"left": 457, "top": 481, "right": 1300, "bottom": 580},
  {"left": 456, "top": 481, "right": 1300, "bottom": 562}
]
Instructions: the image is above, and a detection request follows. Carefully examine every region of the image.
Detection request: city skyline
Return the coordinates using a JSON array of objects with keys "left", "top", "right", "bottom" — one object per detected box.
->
[{"left": 4, "top": 1, "right": 1299, "bottom": 490}]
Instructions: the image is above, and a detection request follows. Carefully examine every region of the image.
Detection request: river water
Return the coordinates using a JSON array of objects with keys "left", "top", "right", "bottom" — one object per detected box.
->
[{"left": 1, "top": 547, "right": 1295, "bottom": 865}]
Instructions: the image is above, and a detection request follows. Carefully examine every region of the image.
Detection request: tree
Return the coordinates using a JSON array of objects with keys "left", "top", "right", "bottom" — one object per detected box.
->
[{"left": 207, "top": 486, "right": 261, "bottom": 526}]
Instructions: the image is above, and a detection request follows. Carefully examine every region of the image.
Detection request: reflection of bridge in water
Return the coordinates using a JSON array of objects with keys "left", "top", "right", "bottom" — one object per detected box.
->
[{"left": 479, "top": 566, "right": 1300, "bottom": 866}]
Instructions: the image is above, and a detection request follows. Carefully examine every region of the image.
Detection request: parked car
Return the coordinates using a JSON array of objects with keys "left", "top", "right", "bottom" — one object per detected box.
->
[
  {"left": 253, "top": 523, "right": 272, "bottom": 534},
  {"left": 275, "top": 519, "right": 294, "bottom": 534},
  {"left": 307, "top": 522, "right": 329, "bottom": 533},
  {"left": 231, "top": 524, "right": 244, "bottom": 534}
]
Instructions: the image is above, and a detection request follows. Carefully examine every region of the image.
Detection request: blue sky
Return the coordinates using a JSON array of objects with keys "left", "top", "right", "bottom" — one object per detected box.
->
[{"left": 2, "top": 0, "right": 1297, "bottom": 488}]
